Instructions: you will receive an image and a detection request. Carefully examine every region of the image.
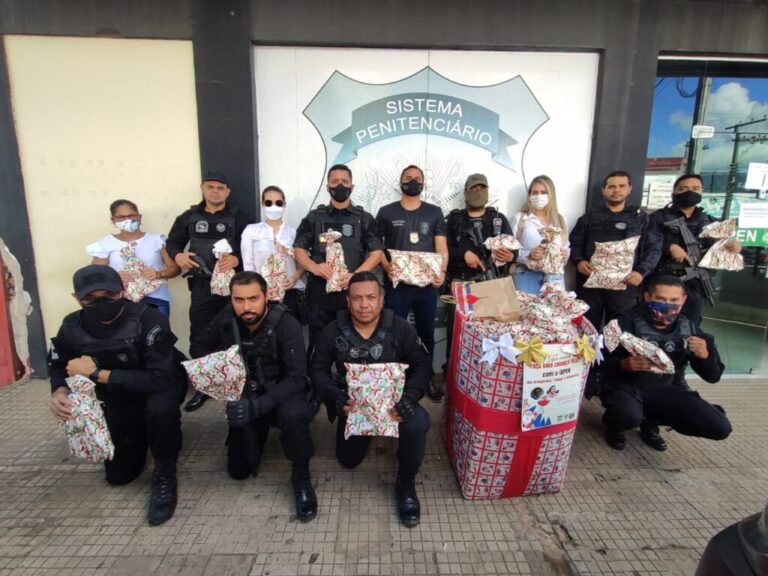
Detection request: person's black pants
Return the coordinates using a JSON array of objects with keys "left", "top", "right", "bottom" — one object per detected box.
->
[
  {"left": 188, "top": 279, "right": 229, "bottom": 359},
  {"left": 576, "top": 284, "right": 640, "bottom": 330},
  {"left": 601, "top": 383, "right": 731, "bottom": 440},
  {"left": 102, "top": 390, "right": 182, "bottom": 485},
  {"left": 305, "top": 276, "right": 347, "bottom": 363},
  {"left": 226, "top": 393, "right": 316, "bottom": 480},
  {"left": 335, "top": 403, "right": 431, "bottom": 477}
]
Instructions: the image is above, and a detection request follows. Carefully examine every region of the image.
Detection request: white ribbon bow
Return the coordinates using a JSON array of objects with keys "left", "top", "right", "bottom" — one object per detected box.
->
[
  {"left": 590, "top": 334, "right": 605, "bottom": 365},
  {"left": 480, "top": 333, "right": 518, "bottom": 365}
]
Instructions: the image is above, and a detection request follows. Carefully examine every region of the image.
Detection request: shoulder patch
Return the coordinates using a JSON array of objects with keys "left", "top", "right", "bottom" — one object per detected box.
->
[{"left": 147, "top": 325, "right": 162, "bottom": 347}]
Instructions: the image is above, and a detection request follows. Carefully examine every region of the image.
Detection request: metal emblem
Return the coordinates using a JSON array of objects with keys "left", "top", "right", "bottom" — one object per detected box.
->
[
  {"left": 342, "top": 224, "right": 353, "bottom": 237},
  {"left": 369, "top": 343, "right": 383, "bottom": 360},
  {"left": 195, "top": 221, "right": 209, "bottom": 233},
  {"left": 335, "top": 336, "right": 349, "bottom": 352},
  {"left": 664, "top": 341, "right": 676, "bottom": 353},
  {"left": 493, "top": 217, "right": 502, "bottom": 235},
  {"left": 216, "top": 223, "right": 226, "bottom": 233},
  {"left": 615, "top": 222, "right": 627, "bottom": 230},
  {"left": 409, "top": 232, "right": 419, "bottom": 244}
]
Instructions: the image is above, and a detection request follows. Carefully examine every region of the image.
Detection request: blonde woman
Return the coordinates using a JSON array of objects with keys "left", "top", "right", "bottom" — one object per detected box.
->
[{"left": 510, "top": 175, "right": 569, "bottom": 294}]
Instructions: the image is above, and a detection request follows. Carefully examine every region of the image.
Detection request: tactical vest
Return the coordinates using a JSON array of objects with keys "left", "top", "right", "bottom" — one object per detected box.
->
[
  {"left": 333, "top": 309, "right": 398, "bottom": 383},
  {"left": 188, "top": 206, "right": 237, "bottom": 269},
  {"left": 654, "top": 206, "right": 714, "bottom": 277},
  {"left": 449, "top": 207, "right": 502, "bottom": 246},
  {"left": 631, "top": 313, "right": 693, "bottom": 370},
  {"left": 584, "top": 207, "right": 645, "bottom": 260},
  {"left": 238, "top": 303, "right": 288, "bottom": 393},
  {"left": 311, "top": 205, "right": 364, "bottom": 271}
]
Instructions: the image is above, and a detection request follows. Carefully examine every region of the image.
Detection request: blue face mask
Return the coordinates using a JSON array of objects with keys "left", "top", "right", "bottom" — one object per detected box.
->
[{"left": 644, "top": 300, "right": 682, "bottom": 327}]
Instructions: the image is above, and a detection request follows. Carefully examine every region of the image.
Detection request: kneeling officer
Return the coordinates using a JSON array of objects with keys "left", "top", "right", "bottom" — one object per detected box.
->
[
  {"left": 49, "top": 265, "right": 182, "bottom": 526},
  {"left": 310, "top": 271, "right": 432, "bottom": 527},
  {"left": 200, "top": 271, "right": 317, "bottom": 521}
]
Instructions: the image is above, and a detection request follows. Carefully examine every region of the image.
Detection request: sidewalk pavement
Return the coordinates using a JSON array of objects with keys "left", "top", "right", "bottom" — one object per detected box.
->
[{"left": 0, "top": 376, "right": 766, "bottom": 576}]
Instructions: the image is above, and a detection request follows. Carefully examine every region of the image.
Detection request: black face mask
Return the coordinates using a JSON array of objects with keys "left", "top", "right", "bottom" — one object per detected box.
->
[
  {"left": 672, "top": 191, "right": 702, "bottom": 208},
  {"left": 82, "top": 298, "right": 126, "bottom": 325},
  {"left": 328, "top": 184, "right": 352, "bottom": 203},
  {"left": 400, "top": 180, "right": 423, "bottom": 197}
]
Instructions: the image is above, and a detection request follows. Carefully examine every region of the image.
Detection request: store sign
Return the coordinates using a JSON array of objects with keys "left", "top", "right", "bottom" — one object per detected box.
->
[
  {"left": 745, "top": 162, "right": 768, "bottom": 191},
  {"left": 737, "top": 202, "right": 768, "bottom": 247},
  {"left": 692, "top": 125, "right": 715, "bottom": 139}
]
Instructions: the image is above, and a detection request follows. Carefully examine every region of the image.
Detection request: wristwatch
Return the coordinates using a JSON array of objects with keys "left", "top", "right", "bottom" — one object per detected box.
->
[{"left": 89, "top": 368, "right": 102, "bottom": 383}]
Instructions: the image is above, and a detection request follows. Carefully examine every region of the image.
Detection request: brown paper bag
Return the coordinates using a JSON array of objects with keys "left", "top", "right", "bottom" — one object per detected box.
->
[{"left": 451, "top": 276, "right": 521, "bottom": 322}]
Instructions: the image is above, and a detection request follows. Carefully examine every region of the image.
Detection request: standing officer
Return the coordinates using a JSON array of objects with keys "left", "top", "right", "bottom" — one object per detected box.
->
[
  {"left": 601, "top": 275, "right": 731, "bottom": 451},
  {"left": 649, "top": 173, "right": 742, "bottom": 326},
  {"left": 569, "top": 170, "right": 662, "bottom": 330},
  {"left": 199, "top": 271, "right": 317, "bottom": 521},
  {"left": 293, "top": 164, "right": 383, "bottom": 361},
  {"left": 48, "top": 265, "right": 182, "bottom": 526},
  {"left": 310, "top": 272, "right": 432, "bottom": 528},
  {"left": 166, "top": 171, "right": 251, "bottom": 411}
]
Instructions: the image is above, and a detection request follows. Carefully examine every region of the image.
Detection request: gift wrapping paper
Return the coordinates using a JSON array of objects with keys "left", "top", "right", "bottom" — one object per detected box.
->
[
  {"left": 525, "top": 226, "right": 569, "bottom": 275},
  {"left": 62, "top": 375, "right": 114, "bottom": 463},
  {"left": 210, "top": 239, "right": 235, "bottom": 297},
  {"left": 583, "top": 236, "right": 641, "bottom": 290},
  {"left": 321, "top": 231, "right": 351, "bottom": 293},
  {"left": 698, "top": 219, "right": 744, "bottom": 271},
  {"left": 602, "top": 319, "right": 675, "bottom": 374},
  {"left": 120, "top": 245, "right": 163, "bottom": 303},
  {"left": 181, "top": 345, "right": 246, "bottom": 401},
  {"left": 483, "top": 234, "right": 522, "bottom": 267},
  {"left": 344, "top": 362, "right": 407, "bottom": 440},
  {"left": 388, "top": 249, "right": 443, "bottom": 288},
  {"left": 264, "top": 242, "right": 293, "bottom": 302}
]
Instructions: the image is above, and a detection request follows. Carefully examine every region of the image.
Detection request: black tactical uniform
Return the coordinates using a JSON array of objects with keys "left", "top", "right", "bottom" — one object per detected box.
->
[
  {"left": 293, "top": 203, "right": 383, "bottom": 357},
  {"left": 601, "top": 305, "right": 731, "bottom": 442},
  {"left": 569, "top": 205, "right": 662, "bottom": 329}
]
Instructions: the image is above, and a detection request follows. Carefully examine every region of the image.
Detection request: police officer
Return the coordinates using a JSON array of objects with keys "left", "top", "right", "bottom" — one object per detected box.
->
[
  {"left": 166, "top": 171, "right": 251, "bottom": 411},
  {"left": 293, "top": 164, "right": 384, "bottom": 361},
  {"left": 310, "top": 272, "right": 432, "bottom": 528},
  {"left": 569, "top": 170, "right": 662, "bottom": 330},
  {"left": 649, "top": 173, "right": 742, "bottom": 326},
  {"left": 601, "top": 275, "right": 731, "bottom": 451},
  {"left": 199, "top": 271, "right": 317, "bottom": 521},
  {"left": 48, "top": 265, "right": 182, "bottom": 526}
]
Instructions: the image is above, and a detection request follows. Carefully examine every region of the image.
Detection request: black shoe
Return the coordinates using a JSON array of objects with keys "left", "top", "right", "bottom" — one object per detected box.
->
[
  {"left": 640, "top": 426, "right": 668, "bottom": 452},
  {"left": 291, "top": 466, "right": 317, "bottom": 522},
  {"left": 148, "top": 462, "right": 178, "bottom": 526},
  {"left": 184, "top": 391, "right": 208, "bottom": 412},
  {"left": 605, "top": 428, "right": 626, "bottom": 451},
  {"left": 395, "top": 474, "right": 420, "bottom": 528},
  {"left": 426, "top": 379, "right": 444, "bottom": 403}
]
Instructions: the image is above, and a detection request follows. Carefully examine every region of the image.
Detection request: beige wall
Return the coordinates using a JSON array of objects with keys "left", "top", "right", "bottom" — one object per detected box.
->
[{"left": 5, "top": 35, "right": 201, "bottom": 352}]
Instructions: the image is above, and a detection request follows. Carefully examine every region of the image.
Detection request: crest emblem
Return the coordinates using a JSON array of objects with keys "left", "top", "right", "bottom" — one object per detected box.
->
[
  {"left": 369, "top": 343, "right": 383, "bottom": 360},
  {"left": 342, "top": 224, "right": 354, "bottom": 237},
  {"left": 195, "top": 221, "right": 208, "bottom": 233},
  {"left": 615, "top": 222, "right": 627, "bottom": 230},
  {"left": 216, "top": 223, "right": 226, "bottom": 233},
  {"left": 117, "top": 353, "right": 129, "bottom": 363},
  {"left": 664, "top": 341, "right": 676, "bottom": 353},
  {"left": 420, "top": 222, "right": 430, "bottom": 236}
]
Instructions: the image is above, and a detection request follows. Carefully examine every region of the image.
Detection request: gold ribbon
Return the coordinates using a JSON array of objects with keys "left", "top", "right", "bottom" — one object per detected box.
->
[
  {"left": 514, "top": 336, "right": 549, "bottom": 366},
  {"left": 574, "top": 334, "right": 597, "bottom": 364}
]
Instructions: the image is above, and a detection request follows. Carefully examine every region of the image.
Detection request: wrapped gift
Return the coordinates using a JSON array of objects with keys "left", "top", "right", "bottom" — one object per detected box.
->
[
  {"left": 698, "top": 219, "right": 744, "bottom": 271},
  {"left": 120, "top": 244, "right": 163, "bottom": 302},
  {"left": 483, "top": 234, "right": 522, "bottom": 267},
  {"left": 263, "top": 242, "right": 293, "bottom": 302},
  {"left": 583, "top": 236, "right": 641, "bottom": 290},
  {"left": 388, "top": 249, "right": 443, "bottom": 288},
  {"left": 321, "top": 230, "right": 351, "bottom": 293},
  {"left": 446, "top": 311, "right": 595, "bottom": 499},
  {"left": 210, "top": 239, "right": 236, "bottom": 296},
  {"left": 513, "top": 283, "right": 587, "bottom": 343},
  {"left": 525, "top": 226, "right": 569, "bottom": 275},
  {"left": 602, "top": 319, "right": 675, "bottom": 374},
  {"left": 181, "top": 345, "right": 246, "bottom": 401},
  {"left": 62, "top": 375, "right": 114, "bottom": 463},
  {"left": 344, "top": 362, "right": 408, "bottom": 440}
]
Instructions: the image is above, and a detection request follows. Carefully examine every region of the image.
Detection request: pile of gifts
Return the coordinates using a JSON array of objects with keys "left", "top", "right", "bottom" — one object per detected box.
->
[
  {"left": 388, "top": 249, "right": 443, "bottom": 287},
  {"left": 61, "top": 375, "right": 114, "bottom": 463},
  {"left": 344, "top": 362, "right": 407, "bottom": 440},
  {"left": 699, "top": 219, "right": 744, "bottom": 271},
  {"left": 120, "top": 244, "right": 163, "bottom": 302}
]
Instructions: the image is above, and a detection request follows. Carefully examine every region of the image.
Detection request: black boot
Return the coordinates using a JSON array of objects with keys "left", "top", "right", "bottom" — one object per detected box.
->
[
  {"left": 395, "top": 473, "right": 420, "bottom": 528},
  {"left": 184, "top": 391, "right": 208, "bottom": 412},
  {"left": 640, "top": 421, "right": 667, "bottom": 452},
  {"left": 427, "top": 377, "right": 445, "bottom": 402},
  {"left": 605, "top": 428, "right": 626, "bottom": 451},
  {"left": 148, "top": 458, "right": 178, "bottom": 526},
  {"left": 291, "top": 463, "right": 317, "bottom": 522}
]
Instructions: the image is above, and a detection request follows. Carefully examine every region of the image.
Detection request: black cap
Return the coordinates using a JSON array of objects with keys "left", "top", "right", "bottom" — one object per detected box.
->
[
  {"left": 203, "top": 171, "right": 229, "bottom": 186},
  {"left": 73, "top": 265, "right": 123, "bottom": 299}
]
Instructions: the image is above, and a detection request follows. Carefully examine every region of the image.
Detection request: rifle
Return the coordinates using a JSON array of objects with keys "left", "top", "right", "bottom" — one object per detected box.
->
[
  {"left": 465, "top": 223, "right": 498, "bottom": 282},
  {"left": 181, "top": 254, "right": 213, "bottom": 279},
  {"left": 230, "top": 318, "right": 262, "bottom": 476},
  {"left": 663, "top": 217, "right": 717, "bottom": 306}
]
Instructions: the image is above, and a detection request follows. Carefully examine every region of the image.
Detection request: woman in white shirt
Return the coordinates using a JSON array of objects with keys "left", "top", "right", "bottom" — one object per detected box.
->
[
  {"left": 87, "top": 199, "right": 180, "bottom": 316},
  {"left": 510, "top": 175, "right": 569, "bottom": 294},
  {"left": 240, "top": 186, "right": 305, "bottom": 316}
]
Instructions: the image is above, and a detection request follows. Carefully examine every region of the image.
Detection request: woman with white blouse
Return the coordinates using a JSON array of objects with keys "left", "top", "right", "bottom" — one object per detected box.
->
[
  {"left": 240, "top": 186, "right": 305, "bottom": 316},
  {"left": 87, "top": 199, "right": 180, "bottom": 316},
  {"left": 510, "top": 175, "right": 570, "bottom": 294}
]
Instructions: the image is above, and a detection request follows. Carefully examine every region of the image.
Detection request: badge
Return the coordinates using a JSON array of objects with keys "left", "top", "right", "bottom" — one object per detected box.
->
[
  {"left": 216, "top": 223, "right": 226, "bottom": 233},
  {"left": 615, "top": 222, "right": 627, "bottom": 230},
  {"left": 195, "top": 221, "right": 208, "bottom": 233},
  {"left": 342, "top": 224, "right": 354, "bottom": 237},
  {"left": 493, "top": 217, "right": 502, "bottom": 235},
  {"left": 369, "top": 343, "right": 383, "bottom": 360},
  {"left": 420, "top": 222, "right": 429, "bottom": 235},
  {"left": 664, "top": 341, "right": 676, "bottom": 353},
  {"left": 409, "top": 232, "right": 419, "bottom": 244}
]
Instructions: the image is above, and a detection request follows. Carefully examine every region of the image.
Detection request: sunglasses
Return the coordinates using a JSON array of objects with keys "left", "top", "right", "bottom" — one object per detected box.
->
[{"left": 263, "top": 199, "right": 284, "bottom": 207}]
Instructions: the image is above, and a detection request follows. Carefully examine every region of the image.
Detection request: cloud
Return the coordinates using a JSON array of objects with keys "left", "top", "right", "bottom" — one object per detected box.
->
[{"left": 669, "top": 110, "right": 692, "bottom": 131}]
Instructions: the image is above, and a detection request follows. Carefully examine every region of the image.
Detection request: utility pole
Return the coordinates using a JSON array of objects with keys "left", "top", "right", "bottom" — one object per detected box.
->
[{"left": 721, "top": 116, "right": 768, "bottom": 220}]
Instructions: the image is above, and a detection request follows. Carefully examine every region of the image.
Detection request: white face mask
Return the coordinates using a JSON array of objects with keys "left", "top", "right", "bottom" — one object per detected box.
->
[
  {"left": 263, "top": 205, "right": 285, "bottom": 221},
  {"left": 115, "top": 219, "right": 140, "bottom": 233},
  {"left": 530, "top": 195, "right": 549, "bottom": 210}
]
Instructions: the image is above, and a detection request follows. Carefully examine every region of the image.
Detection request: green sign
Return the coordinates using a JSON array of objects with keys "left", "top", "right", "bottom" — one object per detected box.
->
[{"left": 735, "top": 228, "right": 768, "bottom": 247}]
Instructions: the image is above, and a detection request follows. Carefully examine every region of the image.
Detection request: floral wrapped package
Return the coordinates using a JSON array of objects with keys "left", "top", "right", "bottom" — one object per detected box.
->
[
  {"left": 181, "top": 345, "right": 246, "bottom": 401},
  {"left": 698, "top": 219, "right": 744, "bottom": 271},
  {"left": 344, "top": 362, "right": 408, "bottom": 440},
  {"left": 602, "top": 319, "right": 674, "bottom": 374},
  {"left": 388, "top": 249, "right": 443, "bottom": 288},
  {"left": 322, "top": 230, "right": 351, "bottom": 293},
  {"left": 583, "top": 236, "right": 641, "bottom": 290},
  {"left": 525, "top": 227, "right": 569, "bottom": 275},
  {"left": 210, "top": 239, "right": 236, "bottom": 296},
  {"left": 483, "top": 234, "right": 522, "bottom": 267},
  {"left": 62, "top": 375, "right": 114, "bottom": 463},
  {"left": 120, "top": 245, "right": 163, "bottom": 302},
  {"left": 263, "top": 242, "right": 293, "bottom": 302}
]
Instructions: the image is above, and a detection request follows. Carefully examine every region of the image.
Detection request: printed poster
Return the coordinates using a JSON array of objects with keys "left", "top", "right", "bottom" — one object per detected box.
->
[{"left": 521, "top": 356, "right": 584, "bottom": 431}]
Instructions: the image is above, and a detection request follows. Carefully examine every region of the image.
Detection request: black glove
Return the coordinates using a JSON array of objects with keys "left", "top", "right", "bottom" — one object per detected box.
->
[
  {"left": 226, "top": 398, "right": 261, "bottom": 428},
  {"left": 394, "top": 395, "right": 417, "bottom": 422},
  {"left": 335, "top": 393, "right": 350, "bottom": 417}
]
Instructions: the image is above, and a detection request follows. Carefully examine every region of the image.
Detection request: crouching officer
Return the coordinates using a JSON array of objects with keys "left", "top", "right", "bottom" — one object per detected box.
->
[
  {"left": 199, "top": 271, "right": 317, "bottom": 522},
  {"left": 601, "top": 275, "right": 732, "bottom": 451},
  {"left": 310, "top": 271, "right": 431, "bottom": 527},
  {"left": 49, "top": 265, "right": 182, "bottom": 526}
]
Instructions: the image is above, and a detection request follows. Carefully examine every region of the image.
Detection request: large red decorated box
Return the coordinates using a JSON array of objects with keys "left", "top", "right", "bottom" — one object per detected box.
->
[{"left": 446, "top": 310, "right": 594, "bottom": 499}]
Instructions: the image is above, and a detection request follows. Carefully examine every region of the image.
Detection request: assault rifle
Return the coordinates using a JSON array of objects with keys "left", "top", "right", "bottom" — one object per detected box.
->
[
  {"left": 231, "top": 319, "right": 261, "bottom": 476},
  {"left": 663, "top": 217, "right": 717, "bottom": 306},
  {"left": 466, "top": 224, "right": 498, "bottom": 282}
]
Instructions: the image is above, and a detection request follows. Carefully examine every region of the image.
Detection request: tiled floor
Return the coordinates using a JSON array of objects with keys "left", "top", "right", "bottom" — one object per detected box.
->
[{"left": 1, "top": 376, "right": 766, "bottom": 575}]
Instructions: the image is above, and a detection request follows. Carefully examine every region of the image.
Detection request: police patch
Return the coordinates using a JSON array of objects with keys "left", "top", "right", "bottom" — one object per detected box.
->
[
  {"left": 664, "top": 341, "right": 676, "bottom": 353},
  {"left": 195, "top": 221, "right": 209, "bottom": 233},
  {"left": 216, "top": 223, "right": 226, "bottom": 233},
  {"left": 117, "top": 353, "right": 129, "bottom": 363},
  {"left": 420, "top": 222, "right": 429, "bottom": 235},
  {"left": 342, "top": 224, "right": 353, "bottom": 237},
  {"left": 147, "top": 325, "right": 162, "bottom": 346},
  {"left": 615, "top": 222, "right": 627, "bottom": 230}
]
